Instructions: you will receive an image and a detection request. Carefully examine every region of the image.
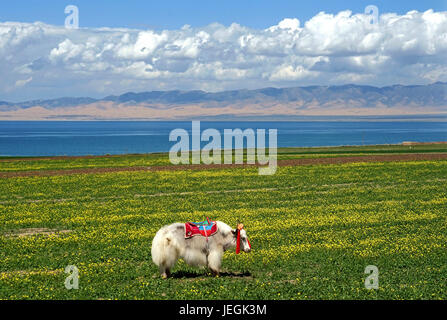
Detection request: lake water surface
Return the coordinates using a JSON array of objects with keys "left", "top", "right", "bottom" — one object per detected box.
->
[{"left": 0, "top": 121, "right": 446, "bottom": 156}]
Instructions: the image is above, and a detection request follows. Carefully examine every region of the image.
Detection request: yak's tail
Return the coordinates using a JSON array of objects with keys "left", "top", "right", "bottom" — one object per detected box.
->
[{"left": 151, "top": 226, "right": 179, "bottom": 272}]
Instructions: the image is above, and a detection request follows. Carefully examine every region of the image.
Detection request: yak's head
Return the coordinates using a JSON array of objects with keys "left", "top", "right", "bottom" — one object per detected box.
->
[{"left": 233, "top": 223, "right": 251, "bottom": 253}]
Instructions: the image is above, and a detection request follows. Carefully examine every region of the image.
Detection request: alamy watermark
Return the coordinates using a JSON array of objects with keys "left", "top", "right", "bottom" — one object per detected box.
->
[
  {"left": 65, "top": 265, "right": 79, "bottom": 290},
  {"left": 365, "top": 5, "right": 379, "bottom": 26},
  {"left": 364, "top": 265, "right": 379, "bottom": 290},
  {"left": 169, "top": 121, "right": 277, "bottom": 175},
  {"left": 65, "top": 5, "right": 79, "bottom": 29}
]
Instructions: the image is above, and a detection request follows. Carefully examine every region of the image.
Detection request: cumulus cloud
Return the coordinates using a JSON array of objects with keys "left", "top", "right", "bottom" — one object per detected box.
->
[{"left": 1, "top": 9, "right": 447, "bottom": 100}]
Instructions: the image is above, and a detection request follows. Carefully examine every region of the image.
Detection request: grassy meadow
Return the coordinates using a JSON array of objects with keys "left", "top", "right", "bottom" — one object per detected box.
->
[{"left": 0, "top": 144, "right": 446, "bottom": 299}]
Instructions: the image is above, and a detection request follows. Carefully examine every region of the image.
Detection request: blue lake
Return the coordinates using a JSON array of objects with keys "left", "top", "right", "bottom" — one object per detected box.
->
[{"left": 0, "top": 121, "right": 446, "bottom": 156}]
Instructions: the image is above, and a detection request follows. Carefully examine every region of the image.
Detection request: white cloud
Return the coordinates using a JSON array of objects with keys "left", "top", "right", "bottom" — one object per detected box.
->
[
  {"left": 267, "top": 18, "right": 300, "bottom": 32},
  {"left": 269, "top": 65, "right": 315, "bottom": 81},
  {"left": 15, "top": 76, "right": 32, "bottom": 87},
  {"left": 116, "top": 31, "right": 168, "bottom": 59},
  {"left": 1, "top": 9, "right": 447, "bottom": 100}
]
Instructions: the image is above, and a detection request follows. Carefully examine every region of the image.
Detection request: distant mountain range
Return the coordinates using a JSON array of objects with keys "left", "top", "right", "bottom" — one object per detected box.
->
[{"left": 1, "top": 82, "right": 447, "bottom": 120}]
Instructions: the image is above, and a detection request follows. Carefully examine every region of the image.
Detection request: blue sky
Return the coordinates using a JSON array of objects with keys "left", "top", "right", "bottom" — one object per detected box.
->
[
  {"left": 1, "top": 1, "right": 447, "bottom": 101},
  {"left": 1, "top": 0, "right": 446, "bottom": 29}
]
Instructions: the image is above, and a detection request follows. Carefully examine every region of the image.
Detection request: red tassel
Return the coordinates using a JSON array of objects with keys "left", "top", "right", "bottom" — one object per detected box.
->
[
  {"left": 247, "top": 238, "right": 251, "bottom": 250},
  {"left": 236, "top": 229, "right": 241, "bottom": 254}
]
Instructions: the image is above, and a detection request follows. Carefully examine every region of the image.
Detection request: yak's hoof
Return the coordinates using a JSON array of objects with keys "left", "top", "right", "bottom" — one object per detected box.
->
[{"left": 161, "top": 273, "right": 168, "bottom": 279}]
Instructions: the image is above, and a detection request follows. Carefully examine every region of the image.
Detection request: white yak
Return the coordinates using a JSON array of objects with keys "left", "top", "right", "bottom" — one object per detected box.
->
[{"left": 151, "top": 221, "right": 251, "bottom": 278}]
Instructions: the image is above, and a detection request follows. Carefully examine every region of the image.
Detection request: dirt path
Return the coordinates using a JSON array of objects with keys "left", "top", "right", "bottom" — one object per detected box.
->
[{"left": 1, "top": 153, "right": 447, "bottom": 178}]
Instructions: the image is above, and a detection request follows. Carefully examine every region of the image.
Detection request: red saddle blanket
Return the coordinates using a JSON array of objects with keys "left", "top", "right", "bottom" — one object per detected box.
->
[{"left": 185, "top": 219, "right": 218, "bottom": 239}]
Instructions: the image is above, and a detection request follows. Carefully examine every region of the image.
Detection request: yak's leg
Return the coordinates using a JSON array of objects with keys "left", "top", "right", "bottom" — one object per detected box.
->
[
  {"left": 207, "top": 249, "right": 223, "bottom": 276},
  {"left": 159, "top": 247, "right": 178, "bottom": 279},
  {"left": 159, "top": 265, "right": 172, "bottom": 279}
]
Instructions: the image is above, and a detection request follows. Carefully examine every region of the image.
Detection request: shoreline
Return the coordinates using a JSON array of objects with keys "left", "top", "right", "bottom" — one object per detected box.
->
[
  {"left": 1, "top": 141, "right": 447, "bottom": 161},
  {"left": 1, "top": 115, "right": 447, "bottom": 122}
]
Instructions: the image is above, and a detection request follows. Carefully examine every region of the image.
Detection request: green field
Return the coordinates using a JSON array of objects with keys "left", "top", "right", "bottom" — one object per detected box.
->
[{"left": 0, "top": 145, "right": 446, "bottom": 299}]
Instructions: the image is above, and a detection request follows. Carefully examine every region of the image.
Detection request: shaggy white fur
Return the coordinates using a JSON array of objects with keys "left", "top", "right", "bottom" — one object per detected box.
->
[{"left": 151, "top": 221, "right": 251, "bottom": 278}]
